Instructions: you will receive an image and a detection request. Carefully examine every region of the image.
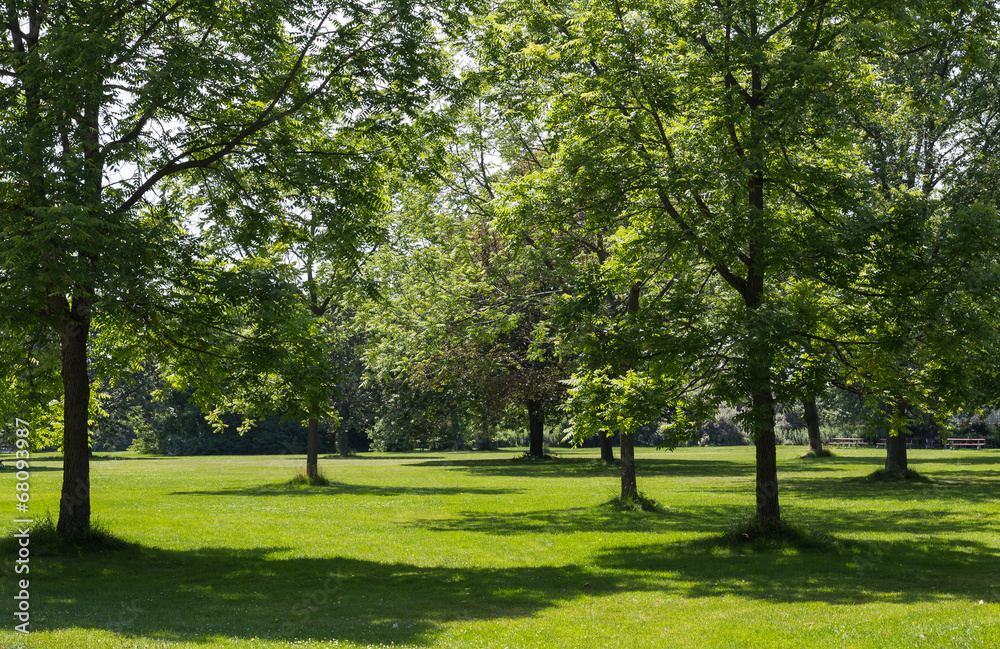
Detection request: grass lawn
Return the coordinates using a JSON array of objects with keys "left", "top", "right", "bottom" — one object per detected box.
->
[{"left": 1, "top": 445, "right": 998, "bottom": 648}]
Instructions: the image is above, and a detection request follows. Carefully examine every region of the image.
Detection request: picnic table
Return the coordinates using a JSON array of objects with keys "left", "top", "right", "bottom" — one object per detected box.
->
[
  {"left": 946, "top": 437, "right": 987, "bottom": 449},
  {"left": 876, "top": 438, "right": 913, "bottom": 448},
  {"left": 829, "top": 437, "right": 866, "bottom": 447}
]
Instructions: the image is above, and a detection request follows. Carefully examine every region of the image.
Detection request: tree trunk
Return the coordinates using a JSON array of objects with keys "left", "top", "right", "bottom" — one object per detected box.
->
[
  {"left": 600, "top": 430, "right": 615, "bottom": 463},
  {"left": 57, "top": 306, "right": 91, "bottom": 538},
  {"left": 306, "top": 417, "right": 319, "bottom": 479},
  {"left": 802, "top": 394, "right": 824, "bottom": 455},
  {"left": 527, "top": 399, "right": 544, "bottom": 457},
  {"left": 479, "top": 416, "right": 493, "bottom": 450},
  {"left": 620, "top": 431, "right": 637, "bottom": 501},
  {"left": 336, "top": 402, "right": 351, "bottom": 457},
  {"left": 337, "top": 424, "right": 350, "bottom": 457},
  {"left": 452, "top": 405, "right": 463, "bottom": 450},
  {"left": 753, "top": 389, "right": 780, "bottom": 526},
  {"left": 885, "top": 402, "right": 908, "bottom": 475}
]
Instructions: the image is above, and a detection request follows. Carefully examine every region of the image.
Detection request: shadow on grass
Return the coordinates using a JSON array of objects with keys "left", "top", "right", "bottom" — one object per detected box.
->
[
  {"left": 0, "top": 464, "right": 63, "bottom": 473},
  {"left": 410, "top": 503, "right": 739, "bottom": 536},
  {"left": 8, "top": 530, "right": 999, "bottom": 645},
  {"left": 412, "top": 489, "right": 1000, "bottom": 540},
  {"left": 780, "top": 471, "right": 1000, "bottom": 506},
  {"left": 169, "top": 481, "right": 522, "bottom": 498},
  {"left": 321, "top": 454, "right": 449, "bottom": 461},
  {"left": 9, "top": 544, "right": 629, "bottom": 645},
  {"left": 413, "top": 455, "right": 753, "bottom": 479},
  {"left": 593, "top": 534, "right": 1000, "bottom": 606},
  {"left": 785, "top": 451, "right": 1000, "bottom": 469}
]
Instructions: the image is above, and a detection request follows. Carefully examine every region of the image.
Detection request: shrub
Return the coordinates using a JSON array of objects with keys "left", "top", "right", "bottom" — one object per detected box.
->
[
  {"left": 289, "top": 472, "right": 331, "bottom": 486},
  {"left": 692, "top": 406, "right": 749, "bottom": 446}
]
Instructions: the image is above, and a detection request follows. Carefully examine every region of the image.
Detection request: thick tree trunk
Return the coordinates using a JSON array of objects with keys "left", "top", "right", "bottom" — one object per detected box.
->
[
  {"left": 885, "top": 402, "right": 908, "bottom": 474},
  {"left": 57, "top": 308, "right": 91, "bottom": 538},
  {"left": 306, "top": 417, "right": 319, "bottom": 479},
  {"left": 885, "top": 434, "right": 908, "bottom": 474},
  {"left": 527, "top": 399, "right": 544, "bottom": 457},
  {"left": 479, "top": 416, "right": 493, "bottom": 451},
  {"left": 600, "top": 430, "right": 615, "bottom": 463},
  {"left": 620, "top": 432, "right": 637, "bottom": 501},
  {"left": 753, "top": 389, "right": 780, "bottom": 526},
  {"left": 803, "top": 394, "right": 824, "bottom": 455}
]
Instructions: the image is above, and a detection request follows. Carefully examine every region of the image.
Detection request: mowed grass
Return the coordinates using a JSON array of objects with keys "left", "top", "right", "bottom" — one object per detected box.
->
[{"left": 1, "top": 446, "right": 998, "bottom": 649}]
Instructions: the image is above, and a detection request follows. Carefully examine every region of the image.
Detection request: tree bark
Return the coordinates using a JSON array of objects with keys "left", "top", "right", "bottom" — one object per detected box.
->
[
  {"left": 885, "top": 402, "right": 908, "bottom": 474},
  {"left": 620, "top": 432, "right": 638, "bottom": 501},
  {"left": 57, "top": 304, "right": 91, "bottom": 538},
  {"left": 337, "top": 424, "right": 350, "bottom": 457},
  {"left": 753, "top": 389, "right": 780, "bottom": 526},
  {"left": 306, "top": 417, "right": 319, "bottom": 479},
  {"left": 600, "top": 430, "right": 615, "bottom": 463},
  {"left": 452, "top": 405, "right": 463, "bottom": 450},
  {"left": 527, "top": 399, "right": 544, "bottom": 457},
  {"left": 802, "top": 394, "right": 824, "bottom": 455},
  {"left": 479, "top": 416, "right": 493, "bottom": 450}
]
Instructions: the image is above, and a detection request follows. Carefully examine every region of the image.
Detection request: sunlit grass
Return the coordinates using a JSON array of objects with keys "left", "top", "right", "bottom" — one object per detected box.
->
[{"left": 1, "top": 446, "right": 998, "bottom": 648}]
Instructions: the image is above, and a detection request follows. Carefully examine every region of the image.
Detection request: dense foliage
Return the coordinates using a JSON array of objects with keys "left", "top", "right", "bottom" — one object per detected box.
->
[{"left": 3, "top": 0, "right": 1000, "bottom": 536}]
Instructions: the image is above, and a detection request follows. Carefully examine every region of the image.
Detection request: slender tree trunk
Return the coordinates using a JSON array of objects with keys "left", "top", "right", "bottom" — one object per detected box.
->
[
  {"left": 743, "top": 15, "right": 780, "bottom": 528},
  {"left": 337, "top": 402, "right": 351, "bottom": 457},
  {"left": 885, "top": 402, "right": 908, "bottom": 475},
  {"left": 56, "top": 46, "right": 102, "bottom": 538},
  {"left": 306, "top": 417, "right": 319, "bottom": 479},
  {"left": 527, "top": 399, "right": 544, "bottom": 457},
  {"left": 753, "top": 389, "right": 780, "bottom": 526},
  {"left": 337, "top": 425, "right": 350, "bottom": 457},
  {"left": 620, "top": 432, "right": 637, "bottom": 501},
  {"left": 803, "top": 394, "right": 824, "bottom": 455},
  {"left": 452, "top": 405, "right": 463, "bottom": 450},
  {"left": 56, "top": 304, "right": 91, "bottom": 538},
  {"left": 600, "top": 430, "right": 615, "bottom": 463}
]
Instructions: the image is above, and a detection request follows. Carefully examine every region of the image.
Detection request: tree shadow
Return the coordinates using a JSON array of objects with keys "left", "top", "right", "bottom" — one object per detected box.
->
[
  {"left": 413, "top": 456, "right": 752, "bottom": 479},
  {"left": 20, "top": 531, "right": 1000, "bottom": 645},
  {"left": 322, "top": 454, "right": 448, "bottom": 461},
  {"left": 409, "top": 504, "right": 742, "bottom": 536},
  {"left": 786, "top": 452, "right": 1000, "bottom": 468},
  {"left": 23, "top": 544, "right": 635, "bottom": 645},
  {"left": 169, "top": 481, "right": 522, "bottom": 498},
  {"left": 0, "top": 464, "right": 62, "bottom": 473},
  {"left": 88, "top": 454, "right": 189, "bottom": 462},
  {"left": 780, "top": 472, "right": 1000, "bottom": 506},
  {"left": 593, "top": 535, "right": 1000, "bottom": 605}
]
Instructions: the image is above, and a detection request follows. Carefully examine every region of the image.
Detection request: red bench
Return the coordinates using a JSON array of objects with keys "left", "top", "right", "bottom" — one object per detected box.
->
[
  {"left": 876, "top": 437, "right": 913, "bottom": 448},
  {"left": 946, "top": 438, "right": 986, "bottom": 449},
  {"left": 830, "top": 437, "right": 866, "bottom": 447}
]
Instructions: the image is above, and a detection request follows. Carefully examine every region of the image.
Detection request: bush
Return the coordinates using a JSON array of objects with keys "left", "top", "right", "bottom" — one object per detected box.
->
[
  {"left": 289, "top": 472, "right": 331, "bottom": 486},
  {"left": 692, "top": 406, "right": 748, "bottom": 446},
  {"left": 775, "top": 428, "right": 809, "bottom": 446},
  {"left": 635, "top": 422, "right": 669, "bottom": 447}
]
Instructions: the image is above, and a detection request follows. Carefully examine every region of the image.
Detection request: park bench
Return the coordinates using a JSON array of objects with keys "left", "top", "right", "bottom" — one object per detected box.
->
[
  {"left": 829, "top": 437, "right": 866, "bottom": 447},
  {"left": 875, "top": 438, "right": 913, "bottom": 448},
  {"left": 946, "top": 438, "right": 987, "bottom": 449}
]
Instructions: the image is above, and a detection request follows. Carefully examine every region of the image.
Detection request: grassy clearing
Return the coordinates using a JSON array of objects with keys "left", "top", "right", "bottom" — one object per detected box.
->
[{"left": 0, "top": 446, "right": 998, "bottom": 648}]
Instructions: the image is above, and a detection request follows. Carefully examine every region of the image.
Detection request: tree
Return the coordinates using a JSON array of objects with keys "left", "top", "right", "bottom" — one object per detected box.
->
[
  {"left": 185, "top": 133, "right": 392, "bottom": 481},
  {"left": 809, "top": 2, "right": 1000, "bottom": 475},
  {"left": 478, "top": 0, "right": 960, "bottom": 524},
  {"left": 0, "top": 0, "right": 460, "bottom": 537},
  {"left": 363, "top": 155, "right": 568, "bottom": 457}
]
